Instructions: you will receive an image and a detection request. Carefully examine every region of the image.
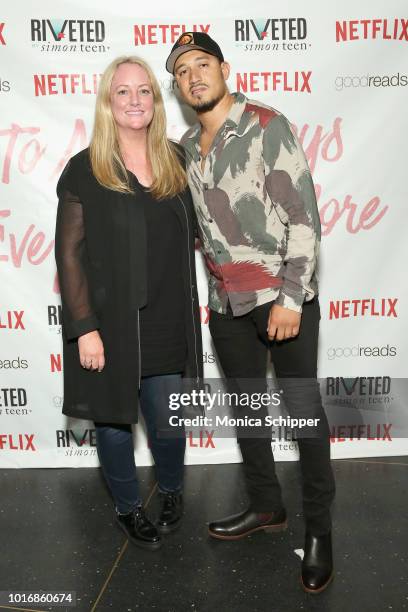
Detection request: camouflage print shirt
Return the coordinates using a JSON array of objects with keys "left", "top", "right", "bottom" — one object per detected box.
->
[{"left": 180, "top": 92, "right": 320, "bottom": 316}]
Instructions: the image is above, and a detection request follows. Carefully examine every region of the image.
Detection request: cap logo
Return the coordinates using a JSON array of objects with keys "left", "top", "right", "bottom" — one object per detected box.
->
[{"left": 178, "top": 33, "right": 194, "bottom": 46}]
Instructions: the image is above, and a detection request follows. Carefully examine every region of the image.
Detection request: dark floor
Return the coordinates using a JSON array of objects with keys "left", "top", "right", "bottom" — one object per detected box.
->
[{"left": 0, "top": 457, "right": 407, "bottom": 612}]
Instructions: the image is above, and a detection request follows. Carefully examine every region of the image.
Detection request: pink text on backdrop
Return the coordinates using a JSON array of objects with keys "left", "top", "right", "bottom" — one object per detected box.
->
[
  {"left": 292, "top": 117, "right": 343, "bottom": 175},
  {"left": 293, "top": 117, "right": 388, "bottom": 235},
  {"left": 0, "top": 209, "right": 54, "bottom": 267},
  {"left": 0, "top": 116, "right": 389, "bottom": 279},
  {"left": 0, "top": 119, "right": 87, "bottom": 184}
]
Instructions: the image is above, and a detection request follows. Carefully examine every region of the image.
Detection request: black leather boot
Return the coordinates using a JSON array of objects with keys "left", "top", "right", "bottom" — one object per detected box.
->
[
  {"left": 208, "top": 507, "right": 287, "bottom": 540},
  {"left": 301, "top": 532, "right": 334, "bottom": 593},
  {"left": 116, "top": 506, "right": 162, "bottom": 550},
  {"left": 157, "top": 492, "right": 183, "bottom": 534}
]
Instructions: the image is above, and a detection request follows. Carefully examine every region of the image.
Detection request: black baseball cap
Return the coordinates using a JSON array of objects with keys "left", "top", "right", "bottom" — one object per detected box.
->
[{"left": 165, "top": 32, "right": 224, "bottom": 74}]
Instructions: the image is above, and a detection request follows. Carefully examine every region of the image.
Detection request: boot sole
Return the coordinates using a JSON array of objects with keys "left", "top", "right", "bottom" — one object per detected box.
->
[
  {"left": 116, "top": 518, "right": 162, "bottom": 550},
  {"left": 156, "top": 519, "right": 182, "bottom": 535},
  {"left": 301, "top": 571, "right": 334, "bottom": 594},
  {"left": 208, "top": 519, "right": 288, "bottom": 540}
]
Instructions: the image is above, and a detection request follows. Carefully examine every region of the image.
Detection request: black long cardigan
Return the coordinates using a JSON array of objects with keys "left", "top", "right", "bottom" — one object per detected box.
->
[{"left": 55, "top": 147, "right": 203, "bottom": 424}]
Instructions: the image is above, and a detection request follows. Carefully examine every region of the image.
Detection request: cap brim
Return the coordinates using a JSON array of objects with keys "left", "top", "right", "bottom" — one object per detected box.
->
[{"left": 166, "top": 45, "right": 218, "bottom": 74}]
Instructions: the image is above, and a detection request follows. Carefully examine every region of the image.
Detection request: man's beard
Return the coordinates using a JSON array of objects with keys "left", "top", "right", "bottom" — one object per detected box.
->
[{"left": 191, "top": 91, "right": 224, "bottom": 114}]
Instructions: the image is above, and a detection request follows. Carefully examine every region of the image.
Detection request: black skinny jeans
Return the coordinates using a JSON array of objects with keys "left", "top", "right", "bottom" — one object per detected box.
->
[{"left": 209, "top": 298, "right": 335, "bottom": 535}]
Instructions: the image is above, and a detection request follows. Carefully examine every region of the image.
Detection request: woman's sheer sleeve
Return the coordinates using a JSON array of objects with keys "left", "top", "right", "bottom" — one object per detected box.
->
[{"left": 55, "top": 163, "right": 99, "bottom": 340}]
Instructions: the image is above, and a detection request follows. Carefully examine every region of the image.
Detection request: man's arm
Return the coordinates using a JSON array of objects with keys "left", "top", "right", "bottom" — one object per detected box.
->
[{"left": 262, "top": 113, "right": 321, "bottom": 315}]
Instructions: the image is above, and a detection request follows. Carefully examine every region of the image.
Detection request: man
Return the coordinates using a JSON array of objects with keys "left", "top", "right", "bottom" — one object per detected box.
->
[{"left": 165, "top": 33, "right": 335, "bottom": 594}]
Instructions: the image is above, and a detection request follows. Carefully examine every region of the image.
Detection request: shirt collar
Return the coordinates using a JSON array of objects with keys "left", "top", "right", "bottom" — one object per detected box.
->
[
  {"left": 182, "top": 91, "right": 249, "bottom": 160},
  {"left": 224, "top": 91, "right": 248, "bottom": 130}
]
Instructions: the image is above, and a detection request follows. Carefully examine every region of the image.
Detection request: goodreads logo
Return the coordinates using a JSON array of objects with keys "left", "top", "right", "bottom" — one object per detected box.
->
[
  {"left": 335, "top": 72, "right": 408, "bottom": 91},
  {"left": 0, "top": 77, "right": 10, "bottom": 93},
  {"left": 327, "top": 345, "right": 397, "bottom": 360},
  {"left": 0, "top": 357, "right": 28, "bottom": 369},
  {"left": 203, "top": 351, "right": 216, "bottom": 364}
]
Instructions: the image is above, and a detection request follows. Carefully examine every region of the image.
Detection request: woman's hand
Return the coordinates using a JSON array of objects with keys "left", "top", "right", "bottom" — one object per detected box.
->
[{"left": 78, "top": 330, "right": 105, "bottom": 371}]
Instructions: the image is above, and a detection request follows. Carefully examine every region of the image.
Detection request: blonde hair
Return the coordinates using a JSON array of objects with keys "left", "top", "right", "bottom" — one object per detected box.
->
[{"left": 90, "top": 56, "right": 186, "bottom": 199}]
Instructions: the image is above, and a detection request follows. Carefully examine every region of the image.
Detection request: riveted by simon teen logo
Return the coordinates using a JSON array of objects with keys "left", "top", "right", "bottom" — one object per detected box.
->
[
  {"left": 30, "top": 19, "right": 108, "bottom": 53},
  {"left": 234, "top": 18, "right": 310, "bottom": 52}
]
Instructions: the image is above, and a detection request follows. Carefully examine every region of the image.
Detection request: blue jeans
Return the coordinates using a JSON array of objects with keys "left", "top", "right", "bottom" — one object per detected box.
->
[{"left": 95, "top": 374, "right": 185, "bottom": 514}]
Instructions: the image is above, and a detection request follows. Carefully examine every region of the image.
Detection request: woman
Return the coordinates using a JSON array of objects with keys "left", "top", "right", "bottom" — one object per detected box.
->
[{"left": 55, "top": 56, "right": 203, "bottom": 550}]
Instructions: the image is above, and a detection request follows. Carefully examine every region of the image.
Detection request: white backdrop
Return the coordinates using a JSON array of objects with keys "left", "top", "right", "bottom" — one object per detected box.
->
[{"left": 0, "top": 1, "right": 407, "bottom": 467}]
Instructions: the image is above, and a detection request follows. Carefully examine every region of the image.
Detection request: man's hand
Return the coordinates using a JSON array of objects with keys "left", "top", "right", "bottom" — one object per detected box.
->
[
  {"left": 78, "top": 330, "right": 105, "bottom": 371},
  {"left": 267, "top": 304, "right": 301, "bottom": 341}
]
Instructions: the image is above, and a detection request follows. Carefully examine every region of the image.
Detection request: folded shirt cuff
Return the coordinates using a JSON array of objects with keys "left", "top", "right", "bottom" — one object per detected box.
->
[
  {"left": 64, "top": 315, "right": 100, "bottom": 340},
  {"left": 275, "top": 289, "right": 304, "bottom": 313}
]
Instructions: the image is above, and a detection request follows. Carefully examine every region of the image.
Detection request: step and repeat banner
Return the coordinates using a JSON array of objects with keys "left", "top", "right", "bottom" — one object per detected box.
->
[{"left": 0, "top": 1, "right": 407, "bottom": 467}]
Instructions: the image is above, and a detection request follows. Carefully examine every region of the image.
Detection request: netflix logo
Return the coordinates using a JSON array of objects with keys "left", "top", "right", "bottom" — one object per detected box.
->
[
  {"left": 329, "top": 298, "right": 398, "bottom": 319},
  {"left": 186, "top": 430, "right": 215, "bottom": 448},
  {"left": 50, "top": 354, "right": 62, "bottom": 372},
  {"left": 200, "top": 305, "right": 210, "bottom": 324},
  {"left": 330, "top": 424, "right": 392, "bottom": 442},
  {"left": 134, "top": 23, "right": 210, "bottom": 46},
  {"left": 336, "top": 19, "right": 408, "bottom": 42},
  {"left": 0, "top": 310, "right": 25, "bottom": 330},
  {"left": 0, "top": 433, "right": 36, "bottom": 451},
  {"left": 236, "top": 70, "right": 312, "bottom": 93},
  {"left": 34, "top": 73, "right": 101, "bottom": 96}
]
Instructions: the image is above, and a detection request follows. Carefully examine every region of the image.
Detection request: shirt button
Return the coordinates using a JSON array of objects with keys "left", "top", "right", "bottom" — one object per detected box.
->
[
  {"left": 208, "top": 218, "right": 213, "bottom": 223},
  {"left": 203, "top": 184, "right": 209, "bottom": 190}
]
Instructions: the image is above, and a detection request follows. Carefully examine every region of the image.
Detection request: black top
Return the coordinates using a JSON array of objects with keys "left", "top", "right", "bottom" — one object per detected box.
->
[{"left": 137, "top": 183, "right": 187, "bottom": 376}]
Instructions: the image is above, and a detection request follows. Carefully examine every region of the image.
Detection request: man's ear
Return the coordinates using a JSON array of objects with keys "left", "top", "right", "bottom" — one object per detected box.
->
[{"left": 221, "top": 61, "right": 230, "bottom": 81}]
